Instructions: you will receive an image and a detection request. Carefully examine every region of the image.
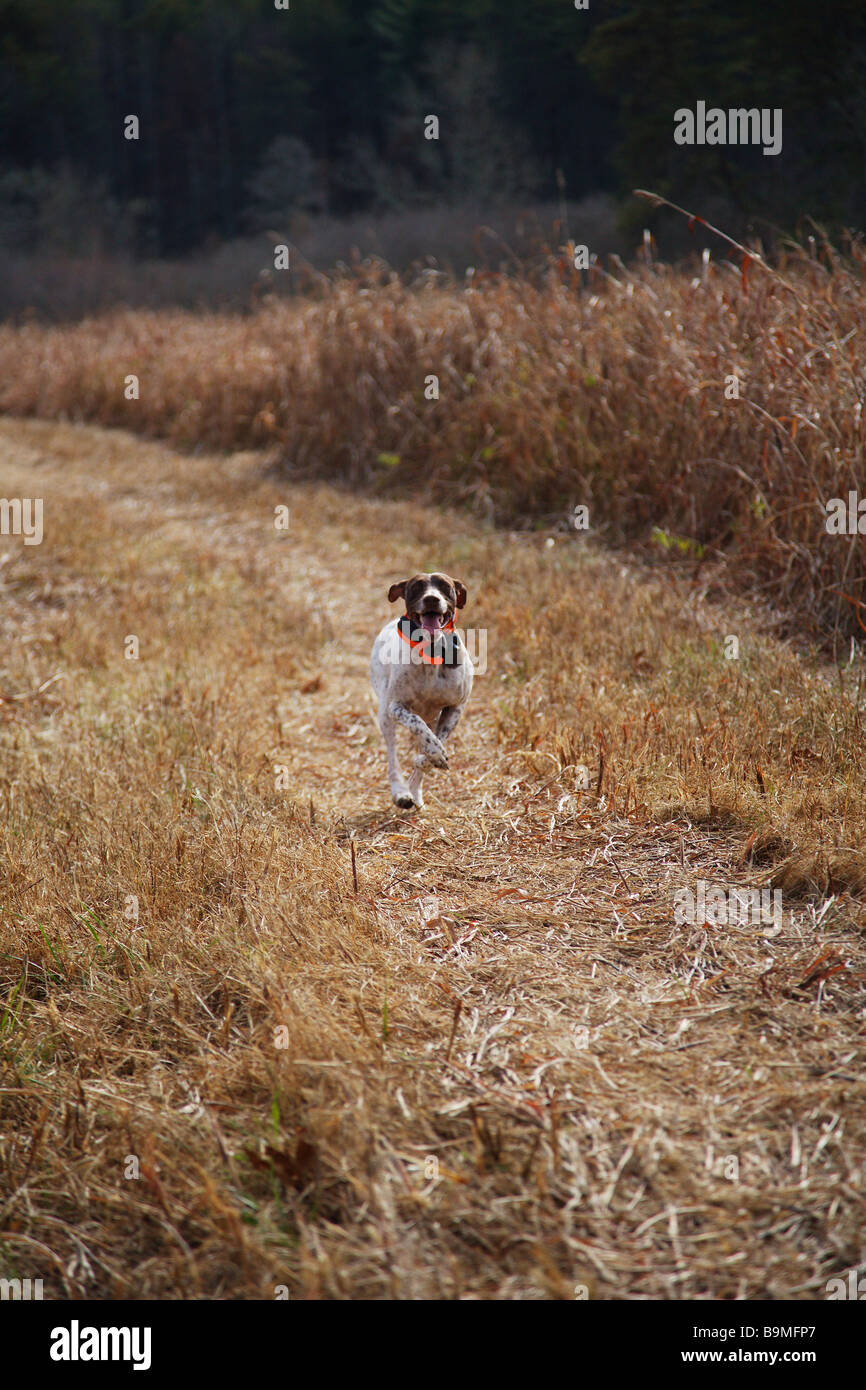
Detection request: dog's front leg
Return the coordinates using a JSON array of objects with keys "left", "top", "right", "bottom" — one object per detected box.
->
[
  {"left": 387, "top": 701, "right": 449, "bottom": 769},
  {"left": 407, "top": 704, "right": 464, "bottom": 807},
  {"left": 412, "top": 705, "right": 463, "bottom": 767},
  {"left": 379, "top": 707, "right": 415, "bottom": 809}
]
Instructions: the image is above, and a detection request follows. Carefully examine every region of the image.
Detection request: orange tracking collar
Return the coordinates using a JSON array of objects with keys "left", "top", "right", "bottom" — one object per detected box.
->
[{"left": 397, "top": 613, "right": 459, "bottom": 666}]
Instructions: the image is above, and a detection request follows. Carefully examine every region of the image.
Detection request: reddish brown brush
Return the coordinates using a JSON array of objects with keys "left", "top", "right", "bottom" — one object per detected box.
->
[{"left": 0, "top": 220, "right": 864, "bottom": 641}]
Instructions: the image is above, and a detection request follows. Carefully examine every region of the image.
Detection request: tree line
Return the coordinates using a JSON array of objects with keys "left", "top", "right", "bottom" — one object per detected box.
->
[{"left": 0, "top": 0, "right": 863, "bottom": 258}]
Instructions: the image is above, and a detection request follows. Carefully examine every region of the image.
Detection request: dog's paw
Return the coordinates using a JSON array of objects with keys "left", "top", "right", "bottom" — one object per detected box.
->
[{"left": 419, "top": 734, "right": 448, "bottom": 769}]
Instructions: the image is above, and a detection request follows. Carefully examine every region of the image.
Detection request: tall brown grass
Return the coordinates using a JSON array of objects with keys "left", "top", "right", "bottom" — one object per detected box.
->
[{"left": 0, "top": 237, "right": 864, "bottom": 643}]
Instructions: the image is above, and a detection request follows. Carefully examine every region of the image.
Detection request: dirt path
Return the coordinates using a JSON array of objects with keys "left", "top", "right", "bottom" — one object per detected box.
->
[{"left": 1, "top": 417, "right": 863, "bottom": 1300}]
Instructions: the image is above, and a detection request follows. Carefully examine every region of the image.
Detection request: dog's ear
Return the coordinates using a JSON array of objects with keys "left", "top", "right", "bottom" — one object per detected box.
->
[
  {"left": 453, "top": 580, "right": 467, "bottom": 609},
  {"left": 388, "top": 580, "right": 407, "bottom": 603}
]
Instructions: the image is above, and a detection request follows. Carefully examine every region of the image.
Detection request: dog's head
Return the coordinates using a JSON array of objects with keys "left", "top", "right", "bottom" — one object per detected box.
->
[{"left": 388, "top": 571, "right": 467, "bottom": 634}]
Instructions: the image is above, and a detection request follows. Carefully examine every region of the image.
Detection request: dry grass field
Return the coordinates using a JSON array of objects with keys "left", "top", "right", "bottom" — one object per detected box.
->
[
  {"left": 0, "top": 415, "right": 864, "bottom": 1299},
  {"left": 2, "top": 240, "right": 865, "bottom": 644}
]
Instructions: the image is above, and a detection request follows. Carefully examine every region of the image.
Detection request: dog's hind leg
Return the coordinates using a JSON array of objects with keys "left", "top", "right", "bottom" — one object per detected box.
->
[
  {"left": 436, "top": 704, "right": 464, "bottom": 746},
  {"left": 406, "top": 748, "right": 431, "bottom": 808},
  {"left": 406, "top": 762, "right": 425, "bottom": 809}
]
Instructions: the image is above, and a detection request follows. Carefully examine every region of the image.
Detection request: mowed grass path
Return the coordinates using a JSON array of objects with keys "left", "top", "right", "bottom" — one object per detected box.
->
[{"left": 0, "top": 417, "right": 864, "bottom": 1299}]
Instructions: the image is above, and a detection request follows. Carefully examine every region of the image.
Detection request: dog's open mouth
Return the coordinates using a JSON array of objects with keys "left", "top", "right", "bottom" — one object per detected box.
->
[{"left": 411, "top": 609, "right": 450, "bottom": 635}]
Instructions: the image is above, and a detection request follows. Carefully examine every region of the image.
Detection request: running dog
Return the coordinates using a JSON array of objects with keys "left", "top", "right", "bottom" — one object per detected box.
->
[{"left": 370, "top": 571, "right": 473, "bottom": 809}]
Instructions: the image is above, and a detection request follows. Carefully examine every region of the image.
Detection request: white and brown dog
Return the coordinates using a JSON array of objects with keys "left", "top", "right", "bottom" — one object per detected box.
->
[{"left": 370, "top": 571, "right": 473, "bottom": 809}]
